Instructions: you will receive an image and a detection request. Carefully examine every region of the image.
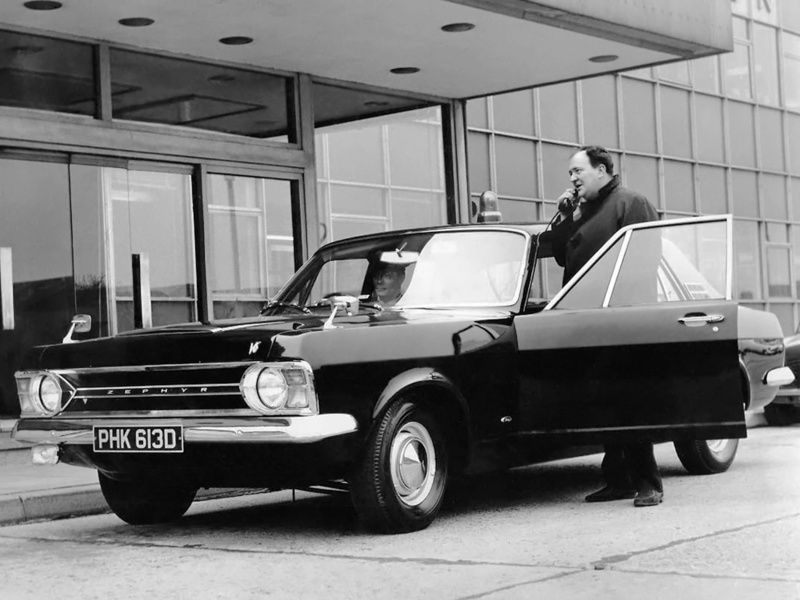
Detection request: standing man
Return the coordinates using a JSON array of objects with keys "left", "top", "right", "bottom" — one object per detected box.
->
[{"left": 549, "top": 145, "right": 663, "bottom": 508}]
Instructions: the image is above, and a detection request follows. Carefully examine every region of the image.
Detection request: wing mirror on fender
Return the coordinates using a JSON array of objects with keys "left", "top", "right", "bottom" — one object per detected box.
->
[
  {"left": 62, "top": 314, "right": 92, "bottom": 343},
  {"left": 322, "top": 295, "right": 359, "bottom": 330}
]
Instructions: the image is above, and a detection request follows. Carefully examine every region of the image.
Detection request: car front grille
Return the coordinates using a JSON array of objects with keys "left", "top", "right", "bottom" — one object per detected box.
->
[{"left": 55, "top": 362, "right": 255, "bottom": 416}]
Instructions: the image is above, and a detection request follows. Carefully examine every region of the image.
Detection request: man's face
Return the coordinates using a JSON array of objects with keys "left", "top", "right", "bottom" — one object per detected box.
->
[
  {"left": 568, "top": 151, "right": 608, "bottom": 200},
  {"left": 372, "top": 266, "right": 405, "bottom": 303}
]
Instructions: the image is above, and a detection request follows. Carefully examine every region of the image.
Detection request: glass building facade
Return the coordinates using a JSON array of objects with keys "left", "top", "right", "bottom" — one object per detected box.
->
[
  {"left": 465, "top": 0, "right": 800, "bottom": 335},
  {"left": 0, "top": 0, "right": 797, "bottom": 414}
]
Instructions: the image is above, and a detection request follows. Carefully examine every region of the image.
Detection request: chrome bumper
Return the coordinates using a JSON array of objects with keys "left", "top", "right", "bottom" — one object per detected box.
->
[
  {"left": 12, "top": 414, "right": 358, "bottom": 445},
  {"left": 764, "top": 366, "right": 795, "bottom": 387}
]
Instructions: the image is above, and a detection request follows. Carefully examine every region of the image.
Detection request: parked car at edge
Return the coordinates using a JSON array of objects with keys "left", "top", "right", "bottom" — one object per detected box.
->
[
  {"left": 765, "top": 324, "right": 800, "bottom": 425},
  {"left": 12, "top": 214, "right": 793, "bottom": 533}
]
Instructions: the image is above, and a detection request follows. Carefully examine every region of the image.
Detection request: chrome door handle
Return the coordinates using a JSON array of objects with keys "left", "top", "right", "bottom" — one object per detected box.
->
[
  {"left": 678, "top": 314, "right": 725, "bottom": 326},
  {"left": 0, "top": 247, "right": 13, "bottom": 330}
]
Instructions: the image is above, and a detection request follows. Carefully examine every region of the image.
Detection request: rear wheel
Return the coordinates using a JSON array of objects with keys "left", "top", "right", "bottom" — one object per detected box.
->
[
  {"left": 99, "top": 473, "right": 196, "bottom": 524},
  {"left": 351, "top": 400, "right": 448, "bottom": 533},
  {"left": 674, "top": 438, "right": 738, "bottom": 474}
]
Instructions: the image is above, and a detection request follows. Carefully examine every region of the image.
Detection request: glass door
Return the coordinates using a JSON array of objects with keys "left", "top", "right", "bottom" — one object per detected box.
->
[
  {"left": 0, "top": 156, "right": 75, "bottom": 416},
  {"left": 207, "top": 173, "right": 296, "bottom": 319},
  {"left": 69, "top": 160, "right": 197, "bottom": 335}
]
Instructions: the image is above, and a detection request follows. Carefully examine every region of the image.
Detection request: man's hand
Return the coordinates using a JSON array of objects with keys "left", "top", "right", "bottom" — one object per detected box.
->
[{"left": 557, "top": 188, "right": 579, "bottom": 216}]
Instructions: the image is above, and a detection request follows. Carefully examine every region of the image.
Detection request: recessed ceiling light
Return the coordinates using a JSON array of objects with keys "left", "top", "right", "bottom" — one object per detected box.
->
[
  {"left": 219, "top": 36, "right": 253, "bottom": 45},
  {"left": 23, "top": 1, "right": 62, "bottom": 10},
  {"left": 441, "top": 22, "right": 475, "bottom": 33},
  {"left": 364, "top": 100, "right": 390, "bottom": 107},
  {"left": 589, "top": 54, "right": 619, "bottom": 63},
  {"left": 119, "top": 17, "right": 154, "bottom": 27},
  {"left": 208, "top": 74, "right": 236, "bottom": 83},
  {"left": 9, "top": 45, "right": 44, "bottom": 55},
  {"left": 390, "top": 67, "right": 420, "bottom": 75}
]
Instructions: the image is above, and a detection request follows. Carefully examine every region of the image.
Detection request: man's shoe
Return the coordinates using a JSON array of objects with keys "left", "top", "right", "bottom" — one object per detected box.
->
[
  {"left": 633, "top": 490, "right": 663, "bottom": 507},
  {"left": 585, "top": 486, "right": 637, "bottom": 503}
]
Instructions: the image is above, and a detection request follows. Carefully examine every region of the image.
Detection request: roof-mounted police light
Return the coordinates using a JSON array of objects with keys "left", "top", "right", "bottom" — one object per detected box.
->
[{"left": 477, "top": 191, "right": 502, "bottom": 223}]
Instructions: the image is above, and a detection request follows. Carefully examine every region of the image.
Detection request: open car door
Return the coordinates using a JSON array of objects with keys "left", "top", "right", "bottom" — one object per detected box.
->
[{"left": 514, "top": 215, "right": 746, "bottom": 445}]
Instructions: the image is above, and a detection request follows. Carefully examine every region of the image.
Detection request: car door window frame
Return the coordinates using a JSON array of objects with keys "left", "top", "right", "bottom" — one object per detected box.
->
[{"left": 544, "top": 214, "right": 733, "bottom": 310}]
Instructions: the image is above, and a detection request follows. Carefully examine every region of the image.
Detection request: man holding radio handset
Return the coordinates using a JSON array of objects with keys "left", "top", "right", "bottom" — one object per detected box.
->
[{"left": 548, "top": 146, "right": 663, "bottom": 507}]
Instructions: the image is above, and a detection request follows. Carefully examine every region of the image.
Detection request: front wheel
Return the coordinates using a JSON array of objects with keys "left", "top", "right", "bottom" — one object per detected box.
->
[
  {"left": 351, "top": 401, "right": 448, "bottom": 533},
  {"left": 674, "top": 438, "right": 739, "bottom": 474},
  {"left": 99, "top": 473, "right": 197, "bottom": 524}
]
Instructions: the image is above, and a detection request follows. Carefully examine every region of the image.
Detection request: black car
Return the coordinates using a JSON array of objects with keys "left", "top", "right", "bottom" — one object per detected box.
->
[
  {"left": 12, "top": 215, "right": 792, "bottom": 532},
  {"left": 765, "top": 324, "right": 800, "bottom": 425}
]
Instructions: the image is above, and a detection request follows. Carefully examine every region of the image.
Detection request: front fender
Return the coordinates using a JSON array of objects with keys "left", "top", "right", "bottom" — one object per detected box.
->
[{"left": 372, "top": 367, "right": 469, "bottom": 421}]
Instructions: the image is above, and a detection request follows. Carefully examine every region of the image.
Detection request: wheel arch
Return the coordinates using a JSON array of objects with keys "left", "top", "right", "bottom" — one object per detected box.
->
[
  {"left": 371, "top": 367, "right": 472, "bottom": 473},
  {"left": 738, "top": 357, "right": 752, "bottom": 410}
]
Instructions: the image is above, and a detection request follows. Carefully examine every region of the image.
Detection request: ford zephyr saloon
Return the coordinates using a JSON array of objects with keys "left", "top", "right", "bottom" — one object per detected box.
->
[{"left": 12, "top": 214, "right": 794, "bottom": 533}]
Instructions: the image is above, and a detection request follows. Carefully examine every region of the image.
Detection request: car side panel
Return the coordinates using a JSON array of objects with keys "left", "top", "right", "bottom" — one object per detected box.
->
[{"left": 514, "top": 301, "right": 746, "bottom": 444}]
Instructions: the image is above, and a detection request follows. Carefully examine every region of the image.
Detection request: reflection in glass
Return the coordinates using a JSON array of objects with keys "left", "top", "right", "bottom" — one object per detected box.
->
[
  {"left": 663, "top": 161, "right": 695, "bottom": 213},
  {"left": 732, "top": 170, "right": 759, "bottom": 218},
  {"left": 582, "top": 76, "right": 619, "bottom": 148},
  {"left": 0, "top": 157, "right": 73, "bottom": 415},
  {"left": 696, "top": 165, "right": 727, "bottom": 214},
  {"left": 317, "top": 105, "right": 446, "bottom": 242},
  {"left": 724, "top": 41, "right": 752, "bottom": 100},
  {"left": 658, "top": 61, "right": 690, "bottom": 85},
  {"left": 0, "top": 30, "right": 95, "bottom": 116},
  {"left": 70, "top": 164, "right": 110, "bottom": 336},
  {"left": 728, "top": 102, "right": 756, "bottom": 167},
  {"left": 754, "top": 23, "right": 780, "bottom": 105},
  {"left": 766, "top": 246, "right": 792, "bottom": 296},
  {"left": 208, "top": 174, "right": 294, "bottom": 319},
  {"left": 105, "top": 168, "right": 196, "bottom": 331},
  {"left": 110, "top": 49, "right": 294, "bottom": 140},
  {"left": 492, "top": 90, "right": 534, "bottom": 136},
  {"left": 794, "top": 227, "right": 800, "bottom": 298},
  {"left": 734, "top": 220, "right": 761, "bottom": 300},
  {"left": 694, "top": 94, "right": 725, "bottom": 163},
  {"left": 692, "top": 56, "right": 720, "bottom": 94},
  {"left": 784, "top": 33, "right": 800, "bottom": 110},
  {"left": 660, "top": 87, "right": 691, "bottom": 158},
  {"left": 622, "top": 78, "right": 656, "bottom": 153},
  {"left": 609, "top": 222, "right": 728, "bottom": 307},
  {"left": 496, "top": 136, "right": 537, "bottom": 198},
  {"left": 539, "top": 82, "right": 578, "bottom": 143}
]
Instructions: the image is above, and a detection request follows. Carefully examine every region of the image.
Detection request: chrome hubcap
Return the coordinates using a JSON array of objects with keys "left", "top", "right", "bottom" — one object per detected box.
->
[
  {"left": 390, "top": 421, "right": 436, "bottom": 507},
  {"left": 706, "top": 438, "right": 735, "bottom": 457}
]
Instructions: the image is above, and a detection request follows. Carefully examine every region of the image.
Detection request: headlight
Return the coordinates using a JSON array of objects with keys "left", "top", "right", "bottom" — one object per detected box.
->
[
  {"left": 15, "top": 371, "right": 65, "bottom": 416},
  {"left": 240, "top": 361, "right": 317, "bottom": 415}
]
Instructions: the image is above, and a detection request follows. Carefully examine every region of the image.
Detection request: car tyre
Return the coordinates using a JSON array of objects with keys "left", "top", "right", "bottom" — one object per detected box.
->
[
  {"left": 351, "top": 400, "right": 448, "bottom": 533},
  {"left": 764, "top": 402, "right": 800, "bottom": 426},
  {"left": 674, "top": 438, "right": 738, "bottom": 475},
  {"left": 98, "top": 473, "right": 197, "bottom": 524}
]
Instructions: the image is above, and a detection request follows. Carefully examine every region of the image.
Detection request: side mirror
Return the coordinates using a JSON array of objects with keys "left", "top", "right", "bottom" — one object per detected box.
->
[
  {"left": 322, "top": 295, "right": 359, "bottom": 330},
  {"left": 63, "top": 314, "right": 92, "bottom": 344}
]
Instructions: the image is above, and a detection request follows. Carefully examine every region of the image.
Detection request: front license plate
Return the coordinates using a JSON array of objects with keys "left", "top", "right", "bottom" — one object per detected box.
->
[{"left": 93, "top": 426, "right": 184, "bottom": 453}]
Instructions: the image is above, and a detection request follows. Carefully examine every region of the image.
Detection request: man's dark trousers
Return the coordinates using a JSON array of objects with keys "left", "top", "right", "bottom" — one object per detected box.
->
[{"left": 601, "top": 443, "right": 662, "bottom": 494}]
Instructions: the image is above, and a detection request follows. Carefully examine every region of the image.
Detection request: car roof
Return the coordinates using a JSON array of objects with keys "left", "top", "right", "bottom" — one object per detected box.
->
[{"left": 317, "top": 221, "right": 549, "bottom": 253}]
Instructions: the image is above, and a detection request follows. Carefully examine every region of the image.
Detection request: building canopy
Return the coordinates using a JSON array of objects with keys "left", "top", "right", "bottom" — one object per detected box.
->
[{"left": 0, "top": 0, "right": 732, "bottom": 100}]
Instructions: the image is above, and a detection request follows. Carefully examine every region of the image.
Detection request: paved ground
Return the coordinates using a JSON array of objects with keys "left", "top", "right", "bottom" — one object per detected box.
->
[{"left": 0, "top": 424, "right": 798, "bottom": 600}]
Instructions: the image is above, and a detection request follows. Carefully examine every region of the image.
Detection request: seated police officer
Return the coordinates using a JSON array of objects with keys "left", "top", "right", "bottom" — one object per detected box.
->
[{"left": 370, "top": 262, "right": 406, "bottom": 308}]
